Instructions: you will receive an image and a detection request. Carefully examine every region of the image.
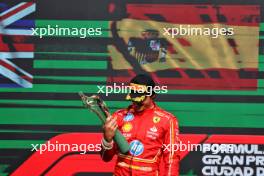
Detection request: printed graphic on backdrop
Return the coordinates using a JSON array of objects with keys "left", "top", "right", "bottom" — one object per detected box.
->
[
  {"left": 0, "top": 2, "right": 35, "bottom": 88},
  {"left": 108, "top": 4, "right": 260, "bottom": 90}
]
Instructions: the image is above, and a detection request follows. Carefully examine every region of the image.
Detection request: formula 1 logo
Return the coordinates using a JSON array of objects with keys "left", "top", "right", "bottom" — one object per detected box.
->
[{"left": 10, "top": 133, "right": 264, "bottom": 175}]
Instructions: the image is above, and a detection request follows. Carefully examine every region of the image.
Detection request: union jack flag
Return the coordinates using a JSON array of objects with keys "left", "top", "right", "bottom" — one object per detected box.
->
[{"left": 0, "top": 2, "right": 35, "bottom": 88}]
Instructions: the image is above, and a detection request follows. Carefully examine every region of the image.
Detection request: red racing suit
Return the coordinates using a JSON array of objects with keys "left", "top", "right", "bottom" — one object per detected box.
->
[{"left": 100, "top": 104, "right": 180, "bottom": 176}]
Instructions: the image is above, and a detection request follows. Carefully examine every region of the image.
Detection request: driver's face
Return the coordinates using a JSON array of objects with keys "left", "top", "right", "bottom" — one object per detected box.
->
[{"left": 132, "top": 96, "right": 152, "bottom": 112}]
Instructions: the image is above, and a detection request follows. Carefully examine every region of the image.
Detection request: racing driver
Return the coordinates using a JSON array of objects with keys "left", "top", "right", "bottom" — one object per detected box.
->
[{"left": 100, "top": 74, "right": 180, "bottom": 176}]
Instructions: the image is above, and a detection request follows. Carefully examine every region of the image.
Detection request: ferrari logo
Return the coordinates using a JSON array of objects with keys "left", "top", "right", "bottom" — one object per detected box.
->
[{"left": 153, "top": 116, "right": 160, "bottom": 123}]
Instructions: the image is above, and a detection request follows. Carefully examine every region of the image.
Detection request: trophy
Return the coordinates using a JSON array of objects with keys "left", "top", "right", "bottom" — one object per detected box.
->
[{"left": 78, "top": 92, "right": 130, "bottom": 154}]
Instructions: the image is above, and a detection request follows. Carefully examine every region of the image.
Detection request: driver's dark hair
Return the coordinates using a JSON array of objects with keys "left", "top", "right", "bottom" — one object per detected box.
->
[{"left": 130, "top": 74, "right": 156, "bottom": 97}]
